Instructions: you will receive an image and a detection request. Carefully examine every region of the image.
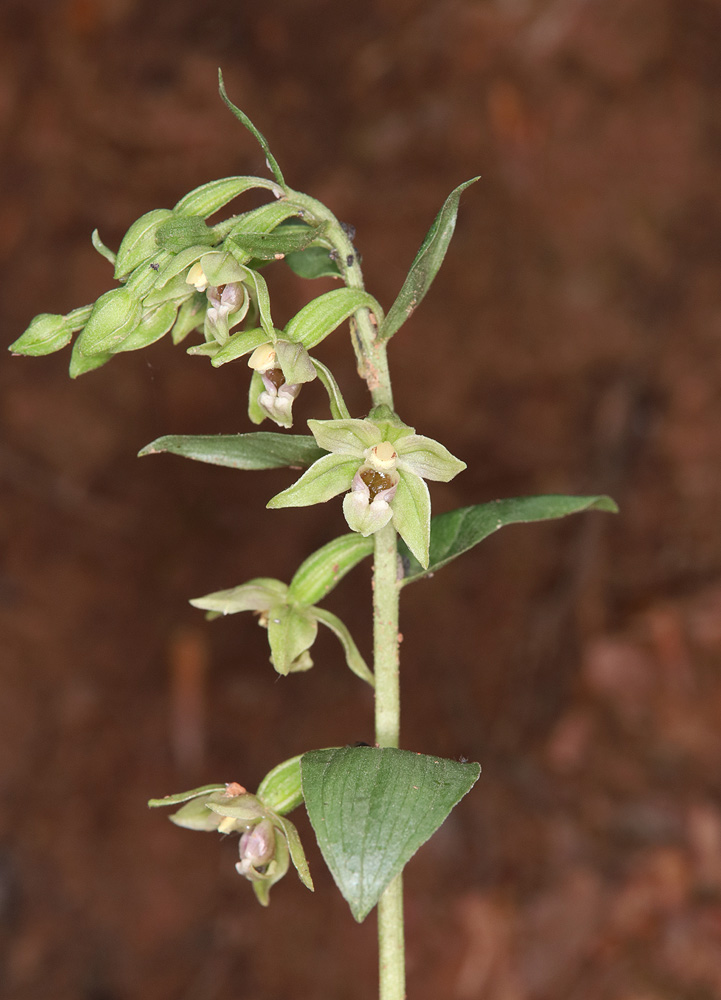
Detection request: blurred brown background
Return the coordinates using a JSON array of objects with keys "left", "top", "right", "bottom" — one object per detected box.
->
[{"left": 3, "top": 1, "right": 721, "bottom": 998}]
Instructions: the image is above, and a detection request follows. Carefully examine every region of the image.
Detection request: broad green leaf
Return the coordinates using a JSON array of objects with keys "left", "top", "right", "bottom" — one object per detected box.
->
[
  {"left": 267, "top": 605, "right": 318, "bottom": 675},
  {"left": 91, "top": 228, "right": 116, "bottom": 265},
  {"left": 301, "top": 747, "right": 480, "bottom": 922},
  {"left": 190, "top": 577, "right": 288, "bottom": 615},
  {"left": 266, "top": 453, "right": 359, "bottom": 508},
  {"left": 114, "top": 208, "right": 175, "bottom": 280},
  {"left": 311, "top": 359, "right": 351, "bottom": 419},
  {"left": 148, "top": 783, "right": 226, "bottom": 808},
  {"left": 399, "top": 494, "right": 619, "bottom": 584},
  {"left": 311, "top": 608, "right": 374, "bottom": 687},
  {"left": 285, "top": 245, "right": 342, "bottom": 280},
  {"left": 211, "top": 327, "right": 269, "bottom": 367},
  {"left": 230, "top": 222, "right": 326, "bottom": 259},
  {"left": 378, "top": 178, "right": 479, "bottom": 342},
  {"left": 274, "top": 814, "right": 313, "bottom": 890},
  {"left": 138, "top": 432, "right": 326, "bottom": 470},
  {"left": 115, "top": 301, "right": 178, "bottom": 352},
  {"left": 284, "top": 288, "right": 384, "bottom": 350},
  {"left": 174, "top": 176, "right": 283, "bottom": 217},
  {"left": 288, "top": 532, "right": 373, "bottom": 604},
  {"left": 218, "top": 69, "right": 286, "bottom": 187},
  {"left": 391, "top": 470, "right": 431, "bottom": 568},
  {"left": 257, "top": 755, "right": 304, "bottom": 815}
]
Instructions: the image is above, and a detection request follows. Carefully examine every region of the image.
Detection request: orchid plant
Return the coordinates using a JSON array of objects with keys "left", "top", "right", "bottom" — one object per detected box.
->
[{"left": 10, "top": 73, "right": 617, "bottom": 999}]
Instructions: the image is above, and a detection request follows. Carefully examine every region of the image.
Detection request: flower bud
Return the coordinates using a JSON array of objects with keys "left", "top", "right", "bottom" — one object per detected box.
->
[{"left": 237, "top": 818, "right": 277, "bottom": 878}]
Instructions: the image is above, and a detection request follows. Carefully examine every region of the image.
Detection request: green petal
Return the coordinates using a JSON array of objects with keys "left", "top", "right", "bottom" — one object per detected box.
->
[
  {"left": 308, "top": 418, "right": 381, "bottom": 456},
  {"left": 396, "top": 434, "right": 466, "bottom": 482},
  {"left": 189, "top": 578, "right": 288, "bottom": 614}
]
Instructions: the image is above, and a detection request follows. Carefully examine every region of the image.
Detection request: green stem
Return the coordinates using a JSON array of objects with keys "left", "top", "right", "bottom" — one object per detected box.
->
[{"left": 288, "top": 185, "right": 405, "bottom": 999}]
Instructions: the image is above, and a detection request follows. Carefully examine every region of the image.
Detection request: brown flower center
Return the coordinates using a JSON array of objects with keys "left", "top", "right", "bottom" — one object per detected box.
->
[{"left": 360, "top": 468, "right": 394, "bottom": 500}]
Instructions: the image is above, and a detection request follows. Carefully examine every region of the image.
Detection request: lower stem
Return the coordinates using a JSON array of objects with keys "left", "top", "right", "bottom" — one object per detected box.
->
[{"left": 373, "top": 522, "right": 405, "bottom": 999}]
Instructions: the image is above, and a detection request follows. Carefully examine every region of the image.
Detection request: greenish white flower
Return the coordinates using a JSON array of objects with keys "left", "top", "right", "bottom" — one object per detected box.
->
[{"left": 267, "top": 414, "right": 466, "bottom": 568}]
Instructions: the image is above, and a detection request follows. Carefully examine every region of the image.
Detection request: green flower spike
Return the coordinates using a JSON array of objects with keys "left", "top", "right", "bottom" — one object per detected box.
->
[
  {"left": 148, "top": 775, "right": 313, "bottom": 907},
  {"left": 267, "top": 412, "right": 467, "bottom": 568}
]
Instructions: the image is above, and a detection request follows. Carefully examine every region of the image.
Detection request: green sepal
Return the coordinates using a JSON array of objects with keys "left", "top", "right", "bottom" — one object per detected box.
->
[
  {"left": 250, "top": 832, "right": 290, "bottom": 906},
  {"left": 379, "top": 177, "right": 479, "bottom": 342},
  {"left": 399, "top": 494, "right": 619, "bottom": 584},
  {"left": 273, "top": 814, "right": 313, "bottom": 891},
  {"left": 285, "top": 245, "right": 342, "bottom": 280},
  {"left": 91, "top": 229, "right": 116, "bottom": 265},
  {"left": 211, "top": 327, "right": 271, "bottom": 367},
  {"left": 267, "top": 605, "right": 318, "bottom": 676},
  {"left": 138, "top": 431, "right": 326, "bottom": 470},
  {"left": 115, "top": 300, "right": 178, "bottom": 352},
  {"left": 155, "top": 216, "right": 217, "bottom": 252},
  {"left": 197, "top": 250, "right": 246, "bottom": 286},
  {"left": 308, "top": 417, "right": 380, "bottom": 457},
  {"left": 167, "top": 796, "right": 224, "bottom": 832},
  {"left": 311, "top": 607, "right": 374, "bottom": 687},
  {"left": 396, "top": 434, "right": 466, "bottom": 482},
  {"left": 257, "top": 755, "right": 304, "bottom": 815},
  {"left": 218, "top": 69, "right": 286, "bottom": 188},
  {"left": 189, "top": 578, "right": 288, "bottom": 614},
  {"left": 174, "top": 176, "right": 283, "bottom": 217},
  {"left": 171, "top": 295, "right": 205, "bottom": 344},
  {"left": 288, "top": 532, "right": 373, "bottom": 605},
  {"left": 391, "top": 470, "right": 431, "bottom": 568},
  {"left": 275, "top": 339, "right": 317, "bottom": 384},
  {"left": 74, "top": 287, "right": 142, "bottom": 355},
  {"left": 284, "top": 288, "right": 384, "bottom": 350},
  {"left": 148, "top": 783, "right": 226, "bottom": 808},
  {"left": 205, "top": 792, "right": 266, "bottom": 824},
  {"left": 267, "top": 453, "right": 359, "bottom": 508},
  {"left": 312, "top": 359, "right": 351, "bottom": 419},
  {"left": 114, "top": 208, "right": 175, "bottom": 280},
  {"left": 230, "top": 222, "right": 326, "bottom": 259},
  {"left": 301, "top": 747, "right": 480, "bottom": 922},
  {"left": 186, "top": 341, "right": 221, "bottom": 358},
  {"left": 248, "top": 369, "right": 266, "bottom": 424},
  {"left": 154, "top": 245, "right": 214, "bottom": 288},
  {"left": 234, "top": 262, "right": 274, "bottom": 340}
]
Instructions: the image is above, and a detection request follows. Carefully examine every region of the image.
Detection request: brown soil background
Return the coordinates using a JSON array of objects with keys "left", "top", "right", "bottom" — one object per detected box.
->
[{"left": 3, "top": 2, "right": 721, "bottom": 998}]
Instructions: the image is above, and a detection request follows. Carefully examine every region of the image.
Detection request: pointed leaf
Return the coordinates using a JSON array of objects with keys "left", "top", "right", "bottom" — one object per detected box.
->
[
  {"left": 288, "top": 532, "right": 373, "bottom": 604},
  {"left": 285, "top": 245, "right": 342, "bottom": 280},
  {"left": 311, "top": 359, "right": 351, "bottom": 419},
  {"left": 391, "top": 470, "right": 431, "bottom": 568},
  {"left": 284, "top": 288, "right": 384, "bottom": 350},
  {"left": 301, "top": 747, "right": 480, "bottom": 922},
  {"left": 257, "top": 755, "right": 304, "bottom": 815},
  {"left": 312, "top": 608, "right": 374, "bottom": 687},
  {"left": 190, "top": 578, "right": 288, "bottom": 614},
  {"left": 399, "top": 495, "right": 619, "bottom": 584},
  {"left": 174, "top": 176, "right": 283, "bottom": 217},
  {"left": 218, "top": 70, "right": 286, "bottom": 187},
  {"left": 266, "top": 453, "right": 358, "bottom": 508},
  {"left": 274, "top": 814, "right": 314, "bottom": 890},
  {"left": 138, "top": 432, "right": 326, "bottom": 470},
  {"left": 379, "top": 178, "right": 479, "bottom": 342}
]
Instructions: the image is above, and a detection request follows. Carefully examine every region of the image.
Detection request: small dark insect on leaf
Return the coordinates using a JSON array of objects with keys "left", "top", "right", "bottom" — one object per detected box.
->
[
  {"left": 347, "top": 741, "right": 372, "bottom": 748},
  {"left": 149, "top": 262, "right": 160, "bottom": 271},
  {"left": 346, "top": 254, "right": 355, "bottom": 268},
  {"left": 458, "top": 755, "right": 468, "bottom": 763}
]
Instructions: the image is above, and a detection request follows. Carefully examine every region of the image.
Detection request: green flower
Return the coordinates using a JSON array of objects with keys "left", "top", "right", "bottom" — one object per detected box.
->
[{"left": 267, "top": 411, "right": 466, "bottom": 567}]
